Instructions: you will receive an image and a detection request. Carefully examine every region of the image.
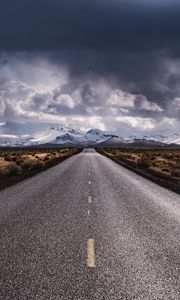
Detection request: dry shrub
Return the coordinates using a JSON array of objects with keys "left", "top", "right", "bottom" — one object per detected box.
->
[
  {"left": 164, "top": 152, "right": 174, "bottom": 159},
  {"left": 162, "top": 167, "right": 170, "bottom": 173},
  {"left": 44, "top": 155, "right": 50, "bottom": 161},
  {"left": 0, "top": 162, "right": 22, "bottom": 176},
  {"left": 11, "top": 155, "right": 24, "bottom": 164},
  {"left": 32, "top": 160, "right": 45, "bottom": 170},
  {"left": 4, "top": 154, "right": 14, "bottom": 162},
  {"left": 137, "top": 158, "right": 152, "bottom": 169},
  {"left": 20, "top": 160, "right": 32, "bottom": 170},
  {"left": 126, "top": 154, "right": 133, "bottom": 160},
  {"left": 175, "top": 161, "right": 180, "bottom": 168},
  {"left": 20, "top": 159, "right": 44, "bottom": 171},
  {"left": 171, "top": 168, "right": 180, "bottom": 178},
  {"left": 150, "top": 155, "right": 156, "bottom": 161}
]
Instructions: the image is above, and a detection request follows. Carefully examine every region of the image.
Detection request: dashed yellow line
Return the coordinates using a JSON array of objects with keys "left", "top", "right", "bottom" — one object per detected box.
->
[
  {"left": 88, "top": 196, "right": 92, "bottom": 203},
  {"left": 87, "top": 239, "right": 95, "bottom": 268}
]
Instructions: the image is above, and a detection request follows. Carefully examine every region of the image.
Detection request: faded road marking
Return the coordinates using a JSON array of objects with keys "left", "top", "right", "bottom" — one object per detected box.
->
[
  {"left": 88, "top": 181, "right": 91, "bottom": 185},
  {"left": 88, "top": 196, "right": 92, "bottom": 203},
  {"left": 87, "top": 239, "right": 95, "bottom": 268}
]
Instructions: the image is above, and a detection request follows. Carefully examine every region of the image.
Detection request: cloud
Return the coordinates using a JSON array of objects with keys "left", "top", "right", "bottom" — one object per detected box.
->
[
  {"left": 172, "top": 97, "right": 180, "bottom": 108},
  {"left": 0, "top": 52, "right": 179, "bottom": 135},
  {"left": 108, "top": 90, "right": 163, "bottom": 112},
  {"left": 0, "top": 98, "right": 6, "bottom": 117},
  {"left": 116, "top": 116, "right": 155, "bottom": 130},
  {"left": 0, "top": 0, "right": 180, "bottom": 135},
  {"left": 0, "top": 0, "right": 180, "bottom": 53},
  {"left": 54, "top": 94, "right": 75, "bottom": 109},
  {"left": 135, "top": 95, "right": 163, "bottom": 112}
]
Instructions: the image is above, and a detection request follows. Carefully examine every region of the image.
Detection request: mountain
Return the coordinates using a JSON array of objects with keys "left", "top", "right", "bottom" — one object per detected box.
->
[
  {"left": 0, "top": 135, "right": 33, "bottom": 147},
  {"left": 0, "top": 127, "right": 111, "bottom": 147},
  {"left": 0, "top": 127, "right": 179, "bottom": 147},
  {"left": 96, "top": 137, "right": 133, "bottom": 147},
  {"left": 84, "top": 129, "right": 117, "bottom": 142},
  {"left": 142, "top": 133, "right": 180, "bottom": 145},
  {"left": 97, "top": 137, "right": 166, "bottom": 148},
  {"left": 32, "top": 127, "right": 83, "bottom": 145},
  {"left": 50, "top": 128, "right": 118, "bottom": 146},
  {"left": 51, "top": 133, "right": 81, "bottom": 146}
]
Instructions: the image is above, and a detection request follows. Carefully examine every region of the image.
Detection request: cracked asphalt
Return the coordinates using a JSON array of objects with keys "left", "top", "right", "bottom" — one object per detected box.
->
[{"left": 0, "top": 149, "right": 180, "bottom": 299}]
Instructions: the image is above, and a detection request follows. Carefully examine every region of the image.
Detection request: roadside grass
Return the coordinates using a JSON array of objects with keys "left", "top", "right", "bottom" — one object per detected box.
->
[
  {"left": 0, "top": 148, "right": 81, "bottom": 190},
  {"left": 97, "top": 148, "right": 180, "bottom": 194}
]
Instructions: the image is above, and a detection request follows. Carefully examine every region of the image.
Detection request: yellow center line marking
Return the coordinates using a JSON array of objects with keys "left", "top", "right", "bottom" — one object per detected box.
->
[
  {"left": 88, "top": 196, "right": 92, "bottom": 203},
  {"left": 87, "top": 239, "right": 95, "bottom": 268}
]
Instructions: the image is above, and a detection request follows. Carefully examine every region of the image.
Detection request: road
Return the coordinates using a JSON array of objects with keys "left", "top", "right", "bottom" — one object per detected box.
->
[{"left": 0, "top": 149, "right": 180, "bottom": 300}]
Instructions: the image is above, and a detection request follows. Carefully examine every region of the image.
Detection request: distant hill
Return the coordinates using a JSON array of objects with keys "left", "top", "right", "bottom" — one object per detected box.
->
[
  {"left": 97, "top": 137, "right": 167, "bottom": 148},
  {"left": 0, "top": 126, "right": 179, "bottom": 147}
]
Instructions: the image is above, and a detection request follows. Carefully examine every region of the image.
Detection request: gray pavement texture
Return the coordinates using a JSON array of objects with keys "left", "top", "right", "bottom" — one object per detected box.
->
[{"left": 0, "top": 149, "right": 180, "bottom": 300}]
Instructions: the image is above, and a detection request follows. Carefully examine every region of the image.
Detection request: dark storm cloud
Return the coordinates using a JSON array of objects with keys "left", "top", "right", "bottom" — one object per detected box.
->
[
  {"left": 1, "top": 0, "right": 180, "bottom": 87},
  {"left": 1, "top": 0, "right": 179, "bottom": 103},
  {"left": 0, "top": 0, "right": 180, "bottom": 53},
  {"left": 0, "top": 0, "right": 180, "bottom": 134}
]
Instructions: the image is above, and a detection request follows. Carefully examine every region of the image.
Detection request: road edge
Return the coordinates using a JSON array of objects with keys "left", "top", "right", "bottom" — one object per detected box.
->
[
  {"left": 0, "top": 149, "right": 82, "bottom": 191},
  {"left": 96, "top": 149, "right": 180, "bottom": 195}
]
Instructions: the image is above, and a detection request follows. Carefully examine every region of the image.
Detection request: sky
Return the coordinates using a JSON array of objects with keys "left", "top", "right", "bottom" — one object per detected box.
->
[{"left": 0, "top": 0, "right": 180, "bottom": 136}]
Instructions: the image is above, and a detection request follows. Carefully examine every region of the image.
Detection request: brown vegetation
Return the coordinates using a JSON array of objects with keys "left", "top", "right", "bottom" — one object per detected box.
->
[
  {"left": 0, "top": 148, "right": 81, "bottom": 190},
  {"left": 98, "top": 148, "right": 180, "bottom": 194}
]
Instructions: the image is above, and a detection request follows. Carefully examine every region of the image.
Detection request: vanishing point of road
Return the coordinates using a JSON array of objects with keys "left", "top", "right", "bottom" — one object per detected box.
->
[{"left": 0, "top": 149, "right": 180, "bottom": 299}]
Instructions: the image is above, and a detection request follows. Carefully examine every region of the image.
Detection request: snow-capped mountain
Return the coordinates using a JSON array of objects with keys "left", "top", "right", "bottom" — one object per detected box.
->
[
  {"left": 0, "top": 135, "right": 33, "bottom": 147},
  {"left": 97, "top": 136, "right": 133, "bottom": 147},
  {"left": 51, "top": 133, "right": 81, "bottom": 145},
  {"left": 0, "top": 127, "right": 179, "bottom": 147},
  {"left": 50, "top": 128, "right": 118, "bottom": 145},
  {"left": 0, "top": 127, "right": 81, "bottom": 147},
  {"left": 142, "top": 134, "right": 180, "bottom": 145},
  {"left": 0, "top": 127, "right": 111, "bottom": 147},
  {"left": 98, "top": 137, "right": 166, "bottom": 148},
  {"left": 84, "top": 129, "right": 117, "bottom": 143},
  {"left": 32, "top": 127, "right": 84, "bottom": 145}
]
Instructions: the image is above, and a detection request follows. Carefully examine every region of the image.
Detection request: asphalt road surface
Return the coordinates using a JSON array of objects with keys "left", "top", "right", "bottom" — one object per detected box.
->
[{"left": 0, "top": 149, "right": 180, "bottom": 300}]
